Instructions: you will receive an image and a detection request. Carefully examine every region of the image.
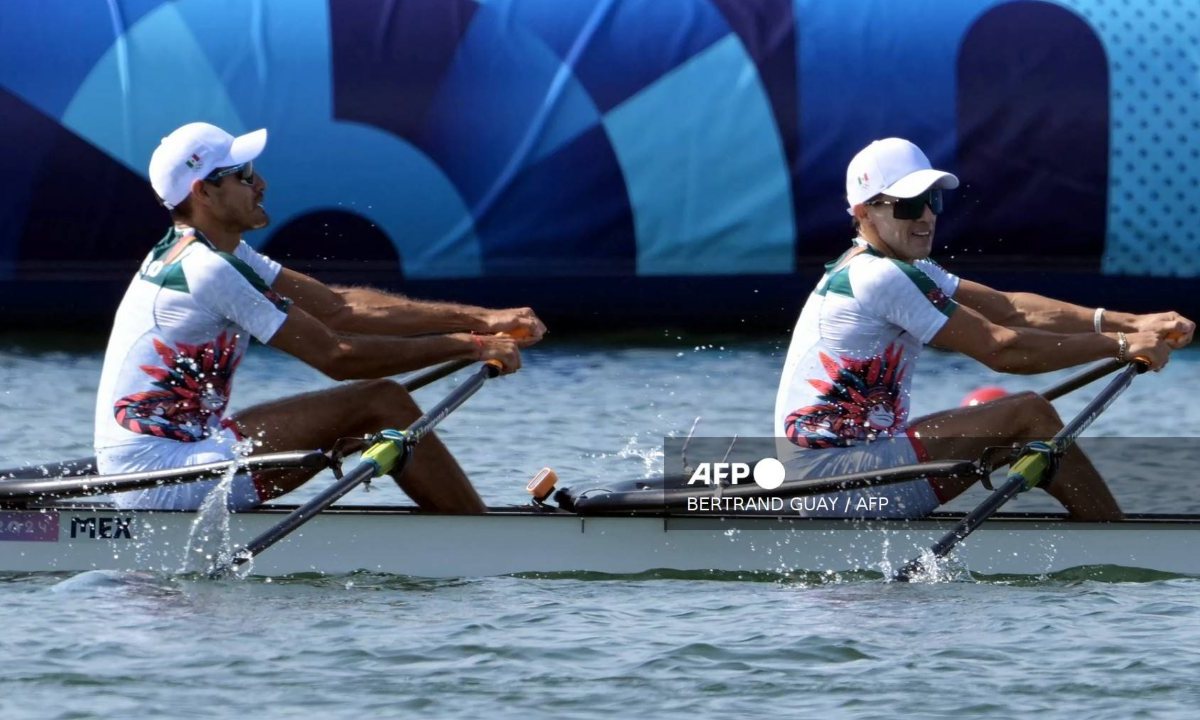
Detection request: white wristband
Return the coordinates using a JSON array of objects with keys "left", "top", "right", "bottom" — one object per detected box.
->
[{"left": 1093, "top": 307, "right": 1106, "bottom": 333}]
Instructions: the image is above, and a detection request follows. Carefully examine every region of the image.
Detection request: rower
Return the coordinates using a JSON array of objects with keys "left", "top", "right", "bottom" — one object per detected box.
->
[
  {"left": 93, "top": 122, "right": 546, "bottom": 512},
  {"left": 774, "top": 137, "right": 1192, "bottom": 521}
]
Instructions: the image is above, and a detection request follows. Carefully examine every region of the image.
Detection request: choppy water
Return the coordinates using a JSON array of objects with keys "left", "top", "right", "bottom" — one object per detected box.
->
[{"left": 2, "top": 334, "right": 1199, "bottom": 719}]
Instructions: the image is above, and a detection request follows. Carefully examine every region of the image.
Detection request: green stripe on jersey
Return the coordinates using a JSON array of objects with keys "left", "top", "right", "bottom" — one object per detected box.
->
[
  {"left": 216, "top": 251, "right": 291, "bottom": 312},
  {"left": 825, "top": 268, "right": 854, "bottom": 297},
  {"left": 217, "top": 251, "right": 271, "bottom": 293},
  {"left": 887, "top": 258, "right": 958, "bottom": 317},
  {"left": 815, "top": 246, "right": 858, "bottom": 296},
  {"left": 138, "top": 230, "right": 190, "bottom": 292}
]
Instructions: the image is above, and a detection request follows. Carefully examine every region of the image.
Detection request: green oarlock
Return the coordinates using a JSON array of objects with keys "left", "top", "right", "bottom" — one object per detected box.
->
[
  {"left": 1009, "top": 451, "right": 1051, "bottom": 491},
  {"left": 362, "top": 432, "right": 407, "bottom": 476}
]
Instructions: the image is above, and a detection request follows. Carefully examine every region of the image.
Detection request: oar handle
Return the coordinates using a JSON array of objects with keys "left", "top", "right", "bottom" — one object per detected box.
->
[{"left": 401, "top": 323, "right": 530, "bottom": 392}]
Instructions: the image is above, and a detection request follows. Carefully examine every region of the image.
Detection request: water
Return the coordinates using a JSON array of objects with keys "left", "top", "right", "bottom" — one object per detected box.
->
[{"left": 2, "top": 334, "right": 1200, "bottom": 719}]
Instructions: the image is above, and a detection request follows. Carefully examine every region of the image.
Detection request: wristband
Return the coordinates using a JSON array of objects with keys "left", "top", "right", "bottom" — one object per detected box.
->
[
  {"left": 1116, "top": 331, "right": 1128, "bottom": 363},
  {"left": 1093, "top": 307, "right": 1105, "bottom": 333}
]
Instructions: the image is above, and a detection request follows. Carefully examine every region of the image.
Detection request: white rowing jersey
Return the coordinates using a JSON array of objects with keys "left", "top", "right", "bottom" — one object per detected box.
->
[
  {"left": 774, "top": 238, "right": 960, "bottom": 450},
  {"left": 94, "top": 226, "right": 290, "bottom": 456}
]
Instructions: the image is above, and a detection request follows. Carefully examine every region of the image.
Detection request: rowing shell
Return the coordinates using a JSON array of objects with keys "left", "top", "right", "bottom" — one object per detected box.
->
[{"left": 2, "top": 504, "right": 1197, "bottom": 578}]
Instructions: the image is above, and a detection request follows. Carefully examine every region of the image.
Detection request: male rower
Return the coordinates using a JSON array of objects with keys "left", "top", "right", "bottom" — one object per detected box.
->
[
  {"left": 775, "top": 137, "right": 1193, "bottom": 521},
  {"left": 94, "top": 122, "right": 545, "bottom": 513}
]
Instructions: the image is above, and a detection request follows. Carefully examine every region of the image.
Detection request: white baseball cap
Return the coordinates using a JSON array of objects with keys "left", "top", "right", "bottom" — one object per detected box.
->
[
  {"left": 845, "top": 137, "right": 958, "bottom": 213},
  {"left": 149, "top": 122, "right": 267, "bottom": 209}
]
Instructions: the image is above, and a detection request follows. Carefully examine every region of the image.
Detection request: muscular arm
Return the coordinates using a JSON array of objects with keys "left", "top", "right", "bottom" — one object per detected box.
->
[
  {"left": 954, "top": 280, "right": 1129, "bottom": 332},
  {"left": 931, "top": 303, "right": 1127, "bottom": 374},
  {"left": 953, "top": 280, "right": 1195, "bottom": 353},
  {"left": 273, "top": 268, "right": 497, "bottom": 336},
  {"left": 267, "top": 304, "right": 519, "bottom": 381}
]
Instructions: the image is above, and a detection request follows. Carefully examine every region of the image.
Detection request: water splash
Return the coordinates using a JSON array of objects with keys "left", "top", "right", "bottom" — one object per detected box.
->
[
  {"left": 177, "top": 437, "right": 255, "bottom": 576},
  {"left": 615, "top": 435, "right": 664, "bottom": 479}
]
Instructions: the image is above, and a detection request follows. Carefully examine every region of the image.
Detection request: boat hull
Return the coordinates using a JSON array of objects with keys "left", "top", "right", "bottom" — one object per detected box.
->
[{"left": 1, "top": 505, "right": 1196, "bottom": 578}]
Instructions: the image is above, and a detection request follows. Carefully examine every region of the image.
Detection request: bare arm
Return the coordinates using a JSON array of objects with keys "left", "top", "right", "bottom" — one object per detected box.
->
[
  {"left": 931, "top": 303, "right": 1170, "bottom": 374},
  {"left": 955, "top": 280, "right": 1108, "bottom": 332},
  {"left": 273, "top": 268, "right": 546, "bottom": 340},
  {"left": 267, "top": 304, "right": 521, "bottom": 380},
  {"left": 955, "top": 279, "right": 1195, "bottom": 346}
]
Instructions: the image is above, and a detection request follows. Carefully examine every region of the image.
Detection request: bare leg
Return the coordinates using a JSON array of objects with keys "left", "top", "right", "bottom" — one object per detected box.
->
[
  {"left": 910, "top": 392, "right": 1121, "bottom": 521},
  {"left": 228, "top": 379, "right": 485, "bottom": 513}
]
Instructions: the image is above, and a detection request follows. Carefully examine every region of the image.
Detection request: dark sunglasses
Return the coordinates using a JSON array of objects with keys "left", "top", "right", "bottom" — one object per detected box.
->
[
  {"left": 866, "top": 188, "right": 943, "bottom": 220},
  {"left": 205, "top": 161, "right": 255, "bottom": 186}
]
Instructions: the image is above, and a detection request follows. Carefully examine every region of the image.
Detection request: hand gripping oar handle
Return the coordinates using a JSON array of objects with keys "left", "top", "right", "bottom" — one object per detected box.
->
[
  {"left": 893, "top": 360, "right": 1147, "bottom": 582},
  {"left": 214, "top": 362, "right": 501, "bottom": 577}
]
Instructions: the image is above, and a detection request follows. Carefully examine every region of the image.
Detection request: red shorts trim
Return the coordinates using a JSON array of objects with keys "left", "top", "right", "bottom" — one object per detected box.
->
[
  {"left": 905, "top": 428, "right": 951, "bottom": 504},
  {"left": 904, "top": 427, "right": 930, "bottom": 461},
  {"left": 220, "top": 417, "right": 247, "bottom": 441}
]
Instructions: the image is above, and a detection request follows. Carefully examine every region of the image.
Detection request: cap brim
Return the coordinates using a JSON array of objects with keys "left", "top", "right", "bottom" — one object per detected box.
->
[
  {"left": 226, "top": 128, "right": 267, "bottom": 165},
  {"left": 883, "top": 169, "right": 959, "bottom": 198}
]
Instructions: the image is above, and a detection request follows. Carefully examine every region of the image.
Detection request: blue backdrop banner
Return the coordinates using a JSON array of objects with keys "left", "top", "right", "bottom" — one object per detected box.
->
[{"left": 1, "top": 0, "right": 1196, "bottom": 328}]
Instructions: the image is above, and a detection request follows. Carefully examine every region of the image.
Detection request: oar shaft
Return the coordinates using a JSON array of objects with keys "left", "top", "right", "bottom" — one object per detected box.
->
[
  {"left": 912, "top": 475, "right": 1026, "bottom": 568},
  {"left": 1041, "top": 359, "right": 1124, "bottom": 402},
  {"left": 402, "top": 359, "right": 473, "bottom": 393},
  {"left": 1055, "top": 362, "right": 1141, "bottom": 444},
  {"left": 222, "top": 363, "right": 500, "bottom": 574},
  {"left": 406, "top": 364, "right": 501, "bottom": 445},
  {"left": 894, "top": 361, "right": 1145, "bottom": 581},
  {"left": 230, "top": 460, "right": 380, "bottom": 566}
]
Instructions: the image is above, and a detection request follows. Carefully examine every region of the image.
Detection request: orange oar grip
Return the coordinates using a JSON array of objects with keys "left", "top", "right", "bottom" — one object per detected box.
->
[{"left": 476, "top": 326, "right": 529, "bottom": 372}]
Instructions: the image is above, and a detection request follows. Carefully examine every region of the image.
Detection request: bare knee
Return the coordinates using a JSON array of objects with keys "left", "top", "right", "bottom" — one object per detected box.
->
[
  {"left": 1010, "top": 392, "right": 1062, "bottom": 437},
  {"left": 356, "top": 379, "right": 420, "bottom": 428}
]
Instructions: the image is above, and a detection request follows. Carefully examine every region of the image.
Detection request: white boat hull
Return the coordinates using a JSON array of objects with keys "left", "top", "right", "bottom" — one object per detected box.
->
[{"left": 2, "top": 505, "right": 1197, "bottom": 578}]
